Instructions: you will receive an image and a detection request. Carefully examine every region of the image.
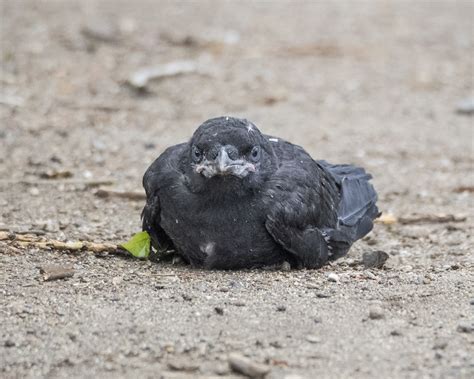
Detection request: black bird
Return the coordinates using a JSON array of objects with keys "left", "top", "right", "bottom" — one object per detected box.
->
[{"left": 142, "top": 117, "right": 379, "bottom": 270}]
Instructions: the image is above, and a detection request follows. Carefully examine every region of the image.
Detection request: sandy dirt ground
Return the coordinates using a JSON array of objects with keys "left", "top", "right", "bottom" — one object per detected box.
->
[{"left": 1, "top": 1, "right": 473, "bottom": 378}]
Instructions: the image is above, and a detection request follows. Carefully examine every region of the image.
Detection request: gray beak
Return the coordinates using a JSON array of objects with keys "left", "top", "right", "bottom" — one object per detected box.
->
[
  {"left": 216, "top": 148, "right": 233, "bottom": 174},
  {"left": 195, "top": 147, "right": 256, "bottom": 178}
]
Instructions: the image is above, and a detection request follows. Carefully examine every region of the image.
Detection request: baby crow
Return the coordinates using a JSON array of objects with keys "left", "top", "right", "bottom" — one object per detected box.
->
[{"left": 142, "top": 117, "right": 379, "bottom": 269}]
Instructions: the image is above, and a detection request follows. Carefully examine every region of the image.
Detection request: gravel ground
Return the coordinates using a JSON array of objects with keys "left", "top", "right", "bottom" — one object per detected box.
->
[{"left": 1, "top": 1, "right": 473, "bottom": 378}]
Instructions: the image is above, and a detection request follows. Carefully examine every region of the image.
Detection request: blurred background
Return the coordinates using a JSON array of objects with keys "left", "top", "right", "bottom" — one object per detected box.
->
[{"left": 1, "top": 2, "right": 473, "bottom": 378}]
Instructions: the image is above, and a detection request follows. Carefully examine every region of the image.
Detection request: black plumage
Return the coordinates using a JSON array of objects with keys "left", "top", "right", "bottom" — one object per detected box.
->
[{"left": 142, "top": 117, "right": 379, "bottom": 269}]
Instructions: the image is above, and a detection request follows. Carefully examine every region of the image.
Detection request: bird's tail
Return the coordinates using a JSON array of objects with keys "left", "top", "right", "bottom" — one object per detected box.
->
[{"left": 318, "top": 161, "right": 380, "bottom": 259}]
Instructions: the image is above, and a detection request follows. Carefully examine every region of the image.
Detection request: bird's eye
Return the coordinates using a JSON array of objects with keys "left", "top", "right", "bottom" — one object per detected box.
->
[
  {"left": 192, "top": 146, "right": 203, "bottom": 162},
  {"left": 249, "top": 146, "right": 261, "bottom": 162}
]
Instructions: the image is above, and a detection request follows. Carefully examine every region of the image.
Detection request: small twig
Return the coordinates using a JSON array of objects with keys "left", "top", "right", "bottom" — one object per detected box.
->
[
  {"left": 453, "top": 186, "right": 474, "bottom": 193},
  {"left": 0, "top": 231, "right": 125, "bottom": 255},
  {"left": 398, "top": 213, "right": 467, "bottom": 225},
  {"left": 0, "top": 179, "right": 115, "bottom": 188},
  {"left": 95, "top": 188, "right": 146, "bottom": 201}
]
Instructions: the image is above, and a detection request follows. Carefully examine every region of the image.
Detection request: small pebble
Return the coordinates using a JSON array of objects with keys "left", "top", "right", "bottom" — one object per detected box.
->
[
  {"left": 369, "top": 306, "right": 385, "bottom": 320},
  {"left": 280, "top": 261, "right": 291, "bottom": 271},
  {"left": 276, "top": 305, "right": 286, "bottom": 312},
  {"left": 29, "top": 187, "right": 40, "bottom": 196},
  {"left": 364, "top": 271, "right": 377, "bottom": 280},
  {"left": 214, "top": 307, "right": 224, "bottom": 315},
  {"left": 455, "top": 98, "right": 474, "bottom": 115},
  {"left": 362, "top": 250, "right": 389, "bottom": 269},
  {"left": 433, "top": 339, "right": 448, "bottom": 350},
  {"left": 306, "top": 335, "right": 321, "bottom": 344},
  {"left": 457, "top": 323, "right": 474, "bottom": 334},
  {"left": 327, "top": 273, "right": 339, "bottom": 283},
  {"left": 390, "top": 330, "right": 402, "bottom": 336},
  {"left": 316, "top": 292, "right": 331, "bottom": 298},
  {"left": 4, "top": 340, "right": 15, "bottom": 347},
  {"left": 270, "top": 341, "right": 283, "bottom": 348},
  {"left": 168, "top": 358, "right": 199, "bottom": 372}
]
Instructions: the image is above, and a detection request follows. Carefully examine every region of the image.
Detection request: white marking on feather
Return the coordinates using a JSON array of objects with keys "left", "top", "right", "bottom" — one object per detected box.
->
[
  {"left": 247, "top": 124, "right": 254, "bottom": 132},
  {"left": 269, "top": 138, "right": 279, "bottom": 142},
  {"left": 225, "top": 116, "right": 229, "bottom": 121},
  {"left": 175, "top": 219, "right": 179, "bottom": 224},
  {"left": 200, "top": 242, "right": 215, "bottom": 256}
]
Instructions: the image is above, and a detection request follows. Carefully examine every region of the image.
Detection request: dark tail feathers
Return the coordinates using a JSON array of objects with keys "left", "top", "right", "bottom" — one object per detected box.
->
[{"left": 318, "top": 161, "right": 379, "bottom": 259}]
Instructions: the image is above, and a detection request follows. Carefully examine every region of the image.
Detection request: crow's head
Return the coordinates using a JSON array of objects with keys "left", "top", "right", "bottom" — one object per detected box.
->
[{"left": 189, "top": 117, "right": 275, "bottom": 181}]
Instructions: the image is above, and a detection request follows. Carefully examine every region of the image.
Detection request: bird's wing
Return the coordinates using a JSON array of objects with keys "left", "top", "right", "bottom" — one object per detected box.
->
[
  {"left": 263, "top": 141, "right": 340, "bottom": 268},
  {"left": 142, "top": 143, "right": 187, "bottom": 253}
]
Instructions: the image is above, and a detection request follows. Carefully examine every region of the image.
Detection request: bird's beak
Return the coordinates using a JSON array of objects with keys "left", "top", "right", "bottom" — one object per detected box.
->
[
  {"left": 214, "top": 148, "right": 255, "bottom": 177},
  {"left": 195, "top": 147, "right": 255, "bottom": 178},
  {"left": 216, "top": 148, "right": 233, "bottom": 174}
]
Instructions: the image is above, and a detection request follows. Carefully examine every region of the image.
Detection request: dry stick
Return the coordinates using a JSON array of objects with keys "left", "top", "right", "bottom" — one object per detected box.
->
[
  {"left": 0, "top": 231, "right": 124, "bottom": 254},
  {"left": 398, "top": 213, "right": 466, "bottom": 225},
  {"left": 94, "top": 188, "right": 146, "bottom": 201},
  {"left": 0, "top": 179, "right": 115, "bottom": 188}
]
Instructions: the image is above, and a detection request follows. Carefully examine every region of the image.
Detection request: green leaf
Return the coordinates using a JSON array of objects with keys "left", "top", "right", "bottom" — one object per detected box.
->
[{"left": 120, "top": 231, "right": 151, "bottom": 258}]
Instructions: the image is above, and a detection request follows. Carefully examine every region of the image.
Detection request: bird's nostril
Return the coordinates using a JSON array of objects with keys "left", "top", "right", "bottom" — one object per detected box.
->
[{"left": 225, "top": 146, "right": 239, "bottom": 161}]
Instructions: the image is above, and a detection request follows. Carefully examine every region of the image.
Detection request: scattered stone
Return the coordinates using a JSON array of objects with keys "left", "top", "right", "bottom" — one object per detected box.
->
[
  {"left": 457, "top": 322, "right": 474, "bottom": 334},
  {"left": 81, "top": 21, "right": 120, "bottom": 44},
  {"left": 4, "top": 339, "right": 15, "bottom": 347},
  {"left": 280, "top": 261, "right": 291, "bottom": 271},
  {"left": 228, "top": 353, "right": 270, "bottom": 378},
  {"left": 214, "top": 362, "right": 230, "bottom": 375},
  {"left": 276, "top": 305, "right": 286, "bottom": 312},
  {"left": 362, "top": 250, "right": 389, "bottom": 269},
  {"left": 214, "top": 307, "right": 224, "bottom": 315},
  {"left": 316, "top": 292, "right": 331, "bottom": 298},
  {"left": 168, "top": 358, "right": 199, "bottom": 372},
  {"left": 269, "top": 341, "right": 283, "bottom": 348},
  {"left": 390, "top": 330, "right": 402, "bottom": 336},
  {"left": 470, "top": 299, "right": 474, "bottom": 305},
  {"left": 369, "top": 306, "right": 385, "bottom": 320},
  {"left": 364, "top": 271, "right": 378, "bottom": 280},
  {"left": 306, "top": 335, "right": 321, "bottom": 344},
  {"left": 283, "top": 375, "right": 305, "bottom": 379},
  {"left": 127, "top": 60, "right": 200, "bottom": 90},
  {"left": 455, "top": 98, "right": 474, "bottom": 115},
  {"left": 39, "top": 265, "right": 74, "bottom": 281},
  {"left": 327, "top": 273, "right": 339, "bottom": 283},
  {"left": 433, "top": 339, "right": 448, "bottom": 350},
  {"left": 29, "top": 187, "right": 40, "bottom": 196},
  {"left": 181, "top": 294, "right": 192, "bottom": 302}
]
